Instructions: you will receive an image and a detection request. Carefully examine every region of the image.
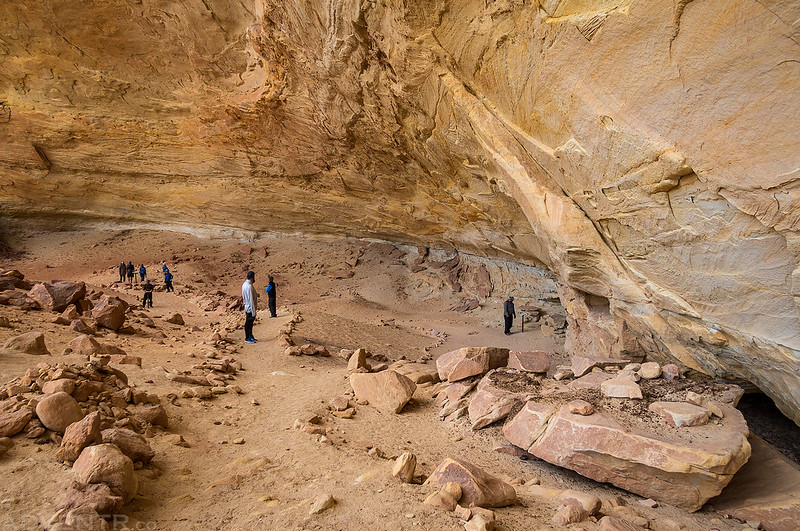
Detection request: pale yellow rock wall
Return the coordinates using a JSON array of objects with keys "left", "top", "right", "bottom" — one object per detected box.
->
[{"left": 1, "top": 1, "right": 799, "bottom": 421}]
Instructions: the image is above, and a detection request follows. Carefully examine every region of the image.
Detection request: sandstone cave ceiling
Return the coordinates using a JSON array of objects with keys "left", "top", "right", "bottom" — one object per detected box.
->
[{"left": 1, "top": 0, "right": 800, "bottom": 424}]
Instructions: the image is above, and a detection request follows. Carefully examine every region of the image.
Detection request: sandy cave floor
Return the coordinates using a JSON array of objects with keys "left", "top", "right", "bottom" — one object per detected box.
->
[{"left": 0, "top": 225, "right": 780, "bottom": 530}]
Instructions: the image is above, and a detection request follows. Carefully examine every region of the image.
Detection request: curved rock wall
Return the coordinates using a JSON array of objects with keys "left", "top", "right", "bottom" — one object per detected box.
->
[{"left": 1, "top": 1, "right": 799, "bottom": 422}]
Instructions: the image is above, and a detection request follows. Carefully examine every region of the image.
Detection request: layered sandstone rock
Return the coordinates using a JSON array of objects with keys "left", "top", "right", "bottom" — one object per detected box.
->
[{"left": 1, "top": 2, "right": 799, "bottom": 422}]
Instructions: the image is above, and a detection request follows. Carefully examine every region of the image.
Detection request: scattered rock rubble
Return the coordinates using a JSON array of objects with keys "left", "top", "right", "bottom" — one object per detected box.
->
[
  {"left": 432, "top": 349, "right": 751, "bottom": 513},
  {"left": 0, "top": 359, "right": 172, "bottom": 526}
]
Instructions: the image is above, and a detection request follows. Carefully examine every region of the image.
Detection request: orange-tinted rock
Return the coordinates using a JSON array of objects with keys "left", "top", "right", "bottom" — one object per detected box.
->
[
  {"left": 101, "top": 428, "right": 154, "bottom": 463},
  {"left": 350, "top": 370, "right": 416, "bottom": 414},
  {"left": 601, "top": 377, "right": 643, "bottom": 399},
  {"left": 649, "top": 402, "right": 711, "bottom": 427},
  {"left": 502, "top": 401, "right": 556, "bottom": 451},
  {"left": 507, "top": 351, "right": 551, "bottom": 373},
  {"left": 524, "top": 405, "right": 751, "bottom": 511},
  {"left": 59, "top": 481, "right": 124, "bottom": 515},
  {"left": 0, "top": 407, "right": 33, "bottom": 437},
  {"left": 3, "top": 331, "right": 50, "bottom": 355},
  {"left": 468, "top": 385, "right": 519, "bottom": 430},
  {"left": 91, "top": 296, "right": 127, "bottom": 330},
  {"left": 426, "top": 458, "right": 516, "bottom": 508},
  {"left": 436, "top": 347, "right": 509, "bottom": 382},
  {"left": 69, "top": 335, "right": 126, "bottom": 356},
  {"left": 36, "top": 391, "right": 84, "bottom": 434},
  {"left": 42, "top": 379, "right": 76, "bottom": 395},
  {"left": 57, "top": 410, "right": 101, "bottom": 462},
  {"left": 73, "top": 443, "right": 138, "bottom": 503},
  {"left": 28, "top": 281, "right": 86, "bottom": 312}
]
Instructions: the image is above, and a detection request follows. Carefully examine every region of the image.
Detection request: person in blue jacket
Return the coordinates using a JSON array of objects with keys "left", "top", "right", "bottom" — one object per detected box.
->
[
  {"left": 164, "top": 268, "right": 174, "bottom": 292},
  {"left": 265, "top": 275, "right": 277, "bottom": 318},
  {"left": 139, "top": 264, "right": 147, "bottom": 283}
]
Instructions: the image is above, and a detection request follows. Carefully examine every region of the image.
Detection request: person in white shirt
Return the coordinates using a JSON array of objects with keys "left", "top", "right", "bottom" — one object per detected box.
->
[{"left": 242, "top": 271, "right": 258, "bottom": 343}]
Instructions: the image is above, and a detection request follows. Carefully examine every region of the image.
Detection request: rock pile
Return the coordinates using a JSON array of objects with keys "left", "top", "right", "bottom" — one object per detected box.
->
[
  {"left": 433, "top": 347, "right": 751, "bottom": 511},
  {"left": 0, "top": 359, "right": 169, "bottom": 527}
]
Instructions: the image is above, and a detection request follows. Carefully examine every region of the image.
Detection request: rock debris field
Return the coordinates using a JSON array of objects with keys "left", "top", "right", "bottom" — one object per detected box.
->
[{"left": 0, "top": 226, "right": 798, "bottom": 531}]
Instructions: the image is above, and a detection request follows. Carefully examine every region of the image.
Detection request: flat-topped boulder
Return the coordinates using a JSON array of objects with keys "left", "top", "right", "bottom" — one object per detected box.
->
[
  {"left": 499, "top": 374, "right": 750, "bottom": 511},
  {"left": 507, "top": 351, "right": 551, "bottom": 373},
  {"left": 350, "top": 370, "right": 416, "bottom": 414},
  {"left": 436, "top": 347, "right": 509, "bottom": 382}
]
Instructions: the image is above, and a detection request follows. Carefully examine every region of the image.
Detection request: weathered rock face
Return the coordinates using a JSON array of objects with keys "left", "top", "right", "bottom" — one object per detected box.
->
[{"left": 1, "top": 2, "right": 799, "bottom": 421}]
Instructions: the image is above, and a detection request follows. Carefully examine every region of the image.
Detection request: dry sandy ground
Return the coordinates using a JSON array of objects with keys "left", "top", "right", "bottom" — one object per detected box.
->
[{"left": 0, "top": 225, "right": 759, "bottom": 530}]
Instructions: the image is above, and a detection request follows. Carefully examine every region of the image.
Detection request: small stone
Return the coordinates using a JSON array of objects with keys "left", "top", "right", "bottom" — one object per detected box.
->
[
  {"left": 329, "top": 396, "right": 350, "bottom": 411},
  {"left": 424, "top": 487, "right": 459, "bottom": 511},
  {"left": 649, "top": 401, "right": 711, "bottom": 427},
  {"left": 164, "top": 313, "right": 185, "bottom": 325},
  {"left": 567, "top": 399, "right": 594, "bottom": 416},
  {"left": 165, "top": 434, "right": 190, "bottom": 447},
  {"left": 392, "top": 452, "right": 417, "bottom": 483},
  {"left": 309, "top": 493, "right": 335, "bottom": 515},
  {"left": 600, "top": 377, "right": 643, "bottom": 399},
  {"left": 661, "top": 364, "right": 681, "bottom": 380},
  {"left": 638, "top": 362, "right": 661, "bottom": 379},
  {"left": 552, "top": 504, "right": 588, "bottom": 526},
  {"left": 638, "top": 498, "right": 658, "bottom": 508},
  {"left": 233, "top": 438, "right": 245, "bottom": 444},
  {"left": 0, "top": 436, "right": 13, "bottom": 456}
]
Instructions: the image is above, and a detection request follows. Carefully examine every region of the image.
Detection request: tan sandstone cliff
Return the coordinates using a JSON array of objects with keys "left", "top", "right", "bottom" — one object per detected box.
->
[{"left": 1, "top": 1, "right": 800, "bottom": 423}]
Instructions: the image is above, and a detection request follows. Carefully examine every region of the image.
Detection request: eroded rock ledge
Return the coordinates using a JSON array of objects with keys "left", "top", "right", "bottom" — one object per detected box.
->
[{"left": 1, "top": 1, "right": 799, "bottom": 421}]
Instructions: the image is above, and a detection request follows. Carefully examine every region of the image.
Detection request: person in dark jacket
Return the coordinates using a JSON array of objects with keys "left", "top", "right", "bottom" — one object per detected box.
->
[
  {"left": 126, "top": 261, "right": 135, "bottom": 285},
  {"left": 504, "top": 296, "right": 516, "bottom": 335},
  {"left": 164, "top": 269, "right": 174, "bottom": 292},
  {"left": 142, "top": 279, "right": 154, "bottom": 308},
  {"left": 265, "top": 275, "right": 277, "bottom": 318},
  {"left": 118, "top": 262, "right": 126, "bottom": 283}
]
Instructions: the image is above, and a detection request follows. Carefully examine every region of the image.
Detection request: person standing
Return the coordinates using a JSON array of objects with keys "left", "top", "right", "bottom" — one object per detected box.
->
[
  {"left": 503, "top": 296, "right": 516, "bottom": 335},
  {"left": 126, "top": 261, "right": 135, "bottom": 285},
  {"left": 118, "top": 262, "right": 126, "bottom": 283},
  {"left": 265, "top": 275, "right": 277, "bottom": 318},
  {"left": 142, "top": 279, "right": 154, "bottom": 308},
  {"left": 164, "top": 268, "right": 174, "bottom": 292},
  {"left": 139, "top": 264, "right": 147, "bottom": 283},
  {"left": 242, "top": 271, "right": 258, "bottom": 343}
]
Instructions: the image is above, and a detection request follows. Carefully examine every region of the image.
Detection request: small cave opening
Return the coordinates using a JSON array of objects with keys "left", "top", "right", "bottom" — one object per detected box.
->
[{"left": 737, "top": 392, "right": 800, "bottom": 464}]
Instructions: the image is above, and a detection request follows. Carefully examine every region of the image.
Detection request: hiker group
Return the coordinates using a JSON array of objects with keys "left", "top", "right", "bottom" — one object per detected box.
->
[
  {"left": 242, "top": 270, "right": 277, "bottom": 344},
  {"left": 117, "top": 260, "right": 175, "bottom": 309}
]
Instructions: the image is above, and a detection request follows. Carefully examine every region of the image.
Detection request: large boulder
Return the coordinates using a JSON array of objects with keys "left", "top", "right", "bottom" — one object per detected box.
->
[
  {"left": 349, "top": 370, "right": 416, "bottom": 414},
  {"left": 3, "top": 331, "right": 50, "bottom": 355},
  {"left": 504, "top": 402, "right": 751, "bottom": 511},
  {"left": 28, "top": 281, "right": 86, "bottom": 312},
  {"left": 425, "top": 458, "right": 516, "bottom": 508},
  {"left": 73, "top": 444, "right": 138, "bottom": 503},
  {"left": 36, "top": 391, "right": 84, "bottom": 434},
  {"left": 68, "top": 335, "right": 126, "bottom": 356},
  {"left": 90, "top": 296, "right": 127, "bottom": 330},
  {"left": 436, "top": 347, "right": 509, "bottom": 382}
]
